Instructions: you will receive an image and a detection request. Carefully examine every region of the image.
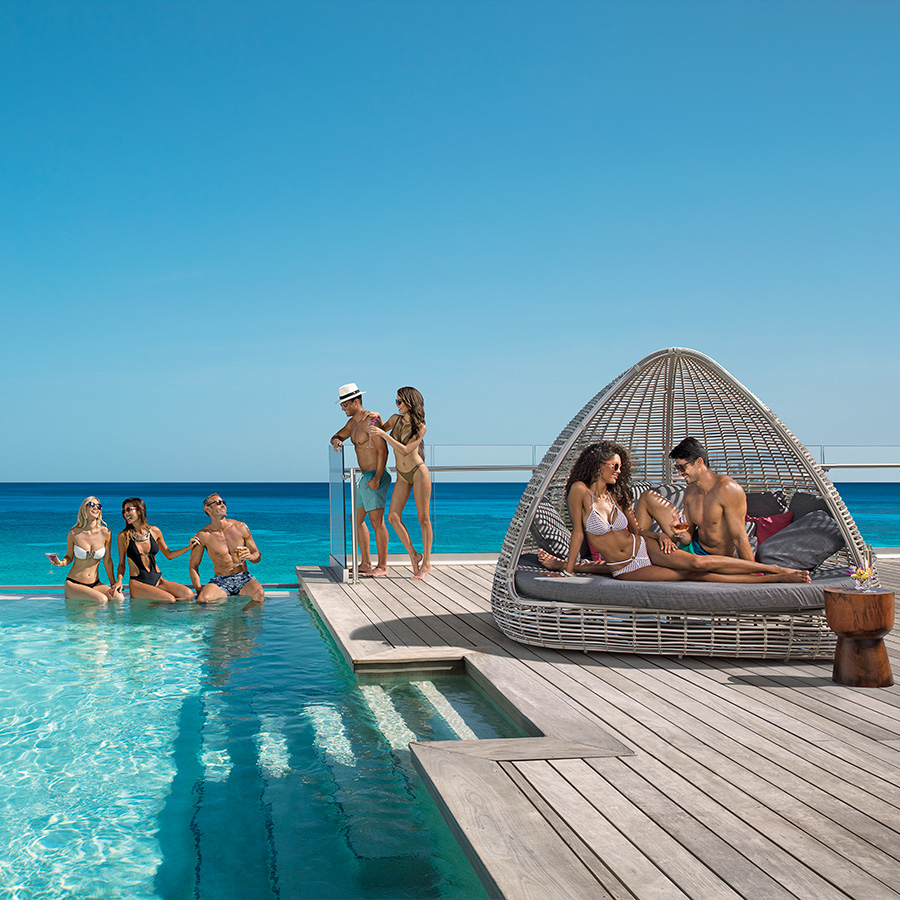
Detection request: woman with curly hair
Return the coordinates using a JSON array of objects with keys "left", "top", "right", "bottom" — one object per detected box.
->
[
  {"left": 368, "top": 386, "right": 432, "bottom": 579},
  {"left": 541, "top": 441, "right": 809, "bottom": 583}
]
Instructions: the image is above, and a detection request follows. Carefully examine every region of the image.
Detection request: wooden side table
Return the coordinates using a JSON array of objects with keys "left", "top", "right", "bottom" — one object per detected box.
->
[{"left": 823, "top": 587, "right": 895, "bottom": 687}]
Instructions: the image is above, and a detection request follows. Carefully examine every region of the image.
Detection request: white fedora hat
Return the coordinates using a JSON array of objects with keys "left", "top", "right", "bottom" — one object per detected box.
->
[{"left": 337, "top": 383, "right": 365, "bottom": 404}]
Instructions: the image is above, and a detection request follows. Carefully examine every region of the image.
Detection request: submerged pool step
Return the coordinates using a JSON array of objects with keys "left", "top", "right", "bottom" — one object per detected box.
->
[{"left": 411, "top": 680, "right": 479, "bottom": 741}]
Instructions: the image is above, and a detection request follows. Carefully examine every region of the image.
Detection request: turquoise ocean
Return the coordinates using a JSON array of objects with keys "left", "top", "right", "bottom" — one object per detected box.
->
[{"left": 4, "top": 482, "right": 899, "bottom": 586}]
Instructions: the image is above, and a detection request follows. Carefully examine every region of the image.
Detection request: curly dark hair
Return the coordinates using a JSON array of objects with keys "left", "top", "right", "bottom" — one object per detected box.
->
[{"left": 565, "top": 441, "right": 633, "bottom": 509}]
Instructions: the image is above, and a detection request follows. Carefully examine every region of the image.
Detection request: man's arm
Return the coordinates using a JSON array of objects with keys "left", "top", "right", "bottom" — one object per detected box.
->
[
  {"left": 330, "top": 422, "right": 352, "bottom": 451},
  {"left": 241, "top": 523, "right": 261, "bottom": 563},
  {"left": 367, "top": 432, "right": 388, "bottom": 488},
  {"left": 189, "top": 538, "right": 205, "bottom": 590},
  {"left": 721, "top": 483, "right": 755, "bottom": 561}
]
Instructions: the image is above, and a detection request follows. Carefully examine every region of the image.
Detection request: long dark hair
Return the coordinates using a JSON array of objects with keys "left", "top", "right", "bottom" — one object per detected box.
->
[
  {"left": 121, "top": 497, "right": 148, "bottom": 542},
  {"left": 565, "top": 441, "right": 633, "bottom": 509},
  {"left": 397, "top": 386, "right": 425, "bottom": 440}
]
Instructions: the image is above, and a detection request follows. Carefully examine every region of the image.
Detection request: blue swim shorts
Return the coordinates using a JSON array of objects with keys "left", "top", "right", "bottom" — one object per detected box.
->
[
  {"left": 210, "top": 571, "right": 256, "bottom": 596},
  {"left": 356, "top": 470, "right": 391, "bottom": 512},
  {"left": 687, "top": 536, "right": 710, "bottom": 556}
]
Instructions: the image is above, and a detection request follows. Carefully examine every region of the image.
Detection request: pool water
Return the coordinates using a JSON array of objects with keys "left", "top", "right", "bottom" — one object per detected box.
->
[{"left": 0, "top": 592, "right": 523, "bottom": 899}]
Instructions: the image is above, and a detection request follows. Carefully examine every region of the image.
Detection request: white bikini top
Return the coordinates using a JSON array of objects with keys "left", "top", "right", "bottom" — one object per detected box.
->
[
  {"left": 73, "top": 545, "right": 105, "bottom": 560},
  {"left": 584, "top": 493, "right": 628, "bottom": 536}
]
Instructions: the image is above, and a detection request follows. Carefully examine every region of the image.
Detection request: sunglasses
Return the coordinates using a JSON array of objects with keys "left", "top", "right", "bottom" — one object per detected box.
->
[
  {"left": 395, "top": 398, "right": 402, "bottom": 406},
  {"left": 206, "top": 498, "right": 226, "bottom": 506},
  {"left": 673, "top": 462, "right": 689, "bottom": 474},
  {"left": 87, "top": 502, "right": 102, "bottom": 510}
]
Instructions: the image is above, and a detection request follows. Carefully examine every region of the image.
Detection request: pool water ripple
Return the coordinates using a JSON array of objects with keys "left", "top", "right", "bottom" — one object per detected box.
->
[{"left": 0, "top": 593, "right": 525, "bottom": 899}]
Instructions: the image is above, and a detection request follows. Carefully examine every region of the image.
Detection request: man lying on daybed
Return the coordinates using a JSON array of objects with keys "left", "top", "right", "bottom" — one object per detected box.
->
[{"left": 538, "top": 442, "right": 810, "bottom": 584}]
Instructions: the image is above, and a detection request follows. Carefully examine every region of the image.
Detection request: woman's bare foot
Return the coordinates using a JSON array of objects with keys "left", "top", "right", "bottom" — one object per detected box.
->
[
  {"left": 362, "top": 565, "right": 389, "bottom": 578},
  {"left": 537, "top": 549, "right": 566, "bottom": 571},
  {"left": 412, "top": 562, "right": 431, "bottom": 581},
  {"left": 781, "top": 569, "right": 811, "bottom": 583},
  {"left": 408, "top": 552, "right": 423, "bottom": 575}
]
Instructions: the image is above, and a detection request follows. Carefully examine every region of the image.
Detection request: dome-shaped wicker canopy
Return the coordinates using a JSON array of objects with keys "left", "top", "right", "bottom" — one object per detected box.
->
[{"left": 490, "top": 348, "right": 870, "bottom": 657}]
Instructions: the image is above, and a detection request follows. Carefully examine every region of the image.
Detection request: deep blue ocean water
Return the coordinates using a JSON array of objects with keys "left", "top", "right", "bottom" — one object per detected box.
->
[{"left": 4, "top": 481, "right": 898, "bottom": 586}]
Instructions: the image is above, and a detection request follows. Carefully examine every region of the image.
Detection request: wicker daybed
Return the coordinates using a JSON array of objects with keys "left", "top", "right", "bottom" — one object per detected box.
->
[{"left": 491, "top": 348, "right": 872, "bottom": 659}]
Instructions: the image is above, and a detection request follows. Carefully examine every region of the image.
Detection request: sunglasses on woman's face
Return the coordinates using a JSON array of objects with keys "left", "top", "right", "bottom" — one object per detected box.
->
[{"left": 88, "top": 502, "right": 102, "bottom": 510}]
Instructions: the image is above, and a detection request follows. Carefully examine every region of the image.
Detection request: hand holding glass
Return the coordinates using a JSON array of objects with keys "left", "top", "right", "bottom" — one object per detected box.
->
[{"left": 45, "top": 552, "right": 59, "bottom": 574}]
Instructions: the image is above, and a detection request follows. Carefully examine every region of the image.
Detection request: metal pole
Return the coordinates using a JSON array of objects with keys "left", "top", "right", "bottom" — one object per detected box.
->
[{"left": 348, "top": 468, "right": 358, "bottom": 585}]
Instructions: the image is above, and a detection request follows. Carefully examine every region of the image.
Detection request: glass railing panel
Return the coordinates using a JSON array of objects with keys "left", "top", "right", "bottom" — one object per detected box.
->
[{"left": 328, "top": 446, "right": 346, "bottom": 569}]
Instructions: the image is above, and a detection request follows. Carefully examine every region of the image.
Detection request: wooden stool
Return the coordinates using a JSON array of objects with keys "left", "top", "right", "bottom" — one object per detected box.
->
[{"left": 823, "top": 588, "right": 894, "bottom": 687}]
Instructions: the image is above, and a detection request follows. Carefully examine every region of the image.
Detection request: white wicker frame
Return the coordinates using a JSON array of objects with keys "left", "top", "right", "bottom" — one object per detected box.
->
[{"left": 491, "top": 347, "right": 870, "bottom": 658}]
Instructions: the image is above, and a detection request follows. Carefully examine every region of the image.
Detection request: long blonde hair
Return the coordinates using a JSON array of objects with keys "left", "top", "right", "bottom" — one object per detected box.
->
[{"left": 74, "top": 496, "right": 107, "bottom": 530}]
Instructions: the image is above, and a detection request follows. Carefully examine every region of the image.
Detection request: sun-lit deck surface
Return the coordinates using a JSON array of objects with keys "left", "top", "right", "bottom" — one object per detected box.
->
[{"left": 297, "top": 560, "right": 900, "bottom": 900}]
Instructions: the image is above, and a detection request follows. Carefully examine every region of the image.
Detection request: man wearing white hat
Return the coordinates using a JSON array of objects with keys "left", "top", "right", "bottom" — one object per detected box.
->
[{"left": 330, "top": 383, "right": 391, "bottom": 576}]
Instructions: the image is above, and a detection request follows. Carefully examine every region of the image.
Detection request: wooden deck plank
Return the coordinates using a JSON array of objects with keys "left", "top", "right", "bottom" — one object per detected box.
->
[
  {"left": 411, "top": 744, "right": 610, "bottom": 900},
  {"left": 510, "top": 758, "right": 698, "bottom": 900}
]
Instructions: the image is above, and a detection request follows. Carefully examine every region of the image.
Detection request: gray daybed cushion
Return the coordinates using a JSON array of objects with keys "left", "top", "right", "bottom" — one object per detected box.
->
[
  {"left": 756, "top": 510, "right": 845, "bottom": 571},
  {"left": 515, "top": 554, "right": 852, "bottom": 613},
  {"left": 789, "top": 491, "right": 832, "bottom": 521},
  {"left": 745, "top": 490, "right": 789, "bottom": 516}
]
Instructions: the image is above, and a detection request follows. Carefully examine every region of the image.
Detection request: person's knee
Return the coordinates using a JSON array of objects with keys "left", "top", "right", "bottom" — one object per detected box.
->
[{"left": 388, "top": 509, "right": 402, "bottom": 528}]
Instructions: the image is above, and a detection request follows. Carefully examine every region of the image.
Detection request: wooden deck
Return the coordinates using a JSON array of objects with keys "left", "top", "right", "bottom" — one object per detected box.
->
[{"left": 297, "top": 561, "right": 900, "bottom": 900}]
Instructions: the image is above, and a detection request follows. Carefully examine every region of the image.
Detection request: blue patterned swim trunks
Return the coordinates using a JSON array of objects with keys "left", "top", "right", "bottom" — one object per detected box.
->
[{"left": 209, "top": 572, "right": 255, "bottom": 596}]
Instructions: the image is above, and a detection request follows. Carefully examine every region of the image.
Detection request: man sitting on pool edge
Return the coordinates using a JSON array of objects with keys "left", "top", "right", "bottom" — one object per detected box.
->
[{"left": 190, "top": 493, "right": 265, "bottom": 604}]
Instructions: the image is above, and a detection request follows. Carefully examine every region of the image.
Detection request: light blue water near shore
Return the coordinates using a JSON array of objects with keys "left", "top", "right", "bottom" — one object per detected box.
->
[{"left": 3, "top": 482, "right": 899, "bottom": 586}]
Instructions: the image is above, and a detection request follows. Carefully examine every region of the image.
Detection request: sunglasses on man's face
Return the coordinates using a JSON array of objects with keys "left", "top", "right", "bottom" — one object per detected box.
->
[
  {"left": 206, "top": 499, "right": 226, "bottom": 507},
  {"left": 673, "top": 462, "right": 690, "bottom": 474}
]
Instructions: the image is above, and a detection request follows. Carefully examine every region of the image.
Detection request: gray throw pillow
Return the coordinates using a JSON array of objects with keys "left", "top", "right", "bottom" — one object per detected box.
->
[
  {"left": 529, "top": 502, "right": 571, "bottom": 559},
  {"left": 745, "top": 490, "right": 789, "bottom": 517},
  {"left": 756, "top": 510, "right": 845, "bottom": 570},
  {"left": 788, "top": 491, "right": 832, "bottom": 521}
]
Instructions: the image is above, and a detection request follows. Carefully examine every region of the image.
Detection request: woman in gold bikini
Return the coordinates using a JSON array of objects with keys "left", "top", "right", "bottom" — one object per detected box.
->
[{"left": 368, "top": 386, "right": 432, "bottom": 579}]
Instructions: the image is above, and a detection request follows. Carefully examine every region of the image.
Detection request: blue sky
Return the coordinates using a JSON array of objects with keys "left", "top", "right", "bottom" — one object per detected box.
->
[{"left": 2, "top": 0, "right": 898, "bottom": 482}]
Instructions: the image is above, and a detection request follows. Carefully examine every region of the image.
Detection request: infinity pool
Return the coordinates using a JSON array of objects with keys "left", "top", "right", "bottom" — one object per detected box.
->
[{"left": 0, "top": 591, "right": 523, "bottom": 899}]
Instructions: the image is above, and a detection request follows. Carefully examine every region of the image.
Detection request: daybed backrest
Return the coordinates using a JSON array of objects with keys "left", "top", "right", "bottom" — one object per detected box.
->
[{"left": 495, "top": 348, "right": 870, "bottom": 602}]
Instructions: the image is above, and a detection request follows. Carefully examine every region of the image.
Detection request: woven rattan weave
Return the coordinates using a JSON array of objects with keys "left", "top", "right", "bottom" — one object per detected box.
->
[{"left": 490, "top": 348, "right": 871, "bottom": 658}]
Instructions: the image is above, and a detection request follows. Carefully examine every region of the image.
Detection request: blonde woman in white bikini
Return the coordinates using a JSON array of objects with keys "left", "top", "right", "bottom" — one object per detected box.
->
[
  {"left": 542, "top": 442, "right": 810, "bottom": 584},
  {"left": 50, "top": 497, "right": 124, "bottom": 602},
  {"left": 368, "top": 386, "right": 433, "bottom": 580}
]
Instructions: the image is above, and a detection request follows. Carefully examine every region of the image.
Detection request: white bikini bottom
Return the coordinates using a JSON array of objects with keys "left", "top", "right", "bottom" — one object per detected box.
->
[{"left": 610, "top": 535, "right": 653, "bottom": 577}]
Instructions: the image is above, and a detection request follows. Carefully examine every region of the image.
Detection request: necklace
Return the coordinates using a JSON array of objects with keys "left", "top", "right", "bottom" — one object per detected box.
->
[{"left": 133, "top": 529, "right": 151, "bottom": 542}]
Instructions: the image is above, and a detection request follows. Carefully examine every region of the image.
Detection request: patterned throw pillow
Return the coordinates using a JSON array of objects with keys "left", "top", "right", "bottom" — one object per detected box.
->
[{"left": 529, "top": 502, "right": 571, "bottom": 559}]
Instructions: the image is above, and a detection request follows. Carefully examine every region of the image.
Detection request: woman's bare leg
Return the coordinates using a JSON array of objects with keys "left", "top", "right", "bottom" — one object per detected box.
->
[
  {"left": 387, "top": 478, "right": 421, "bottom": 575},
  {"left": 64, "top": 581, "right": 110, "bottom": 602},
  {"left": 537, "top": 549, "right": 614, "bottom": 576},
  {"left": 411, "top": 467, "right": 432, "bottom": 580}
]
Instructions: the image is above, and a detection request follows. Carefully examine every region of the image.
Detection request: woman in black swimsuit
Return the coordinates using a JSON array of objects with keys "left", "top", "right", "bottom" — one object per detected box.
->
[
  {"left": 113, "top": 498, "right": 198, "bottom": 602},
  {"left": 368, "top": 386, "right": 433, "bottom": 580}
]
